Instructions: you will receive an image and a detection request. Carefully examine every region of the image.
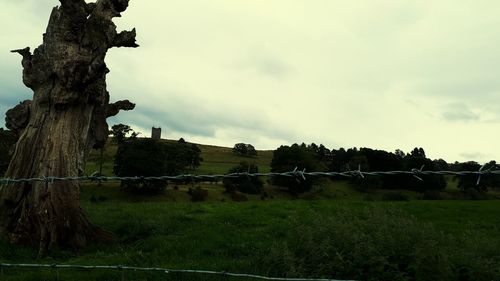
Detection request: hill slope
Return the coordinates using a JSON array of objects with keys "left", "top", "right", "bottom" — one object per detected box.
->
[{"left": 85, "top": 138, "right": 273, "bottom": 176}]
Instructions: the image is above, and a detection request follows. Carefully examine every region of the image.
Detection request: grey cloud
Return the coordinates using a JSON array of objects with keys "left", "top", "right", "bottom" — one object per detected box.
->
[
  {"left": 459, "top": 152, "right": 486, "bottom": 161},
  {"left": 442, "top": 103, "right": 480, "bottom": 122},
  {"left": 253, "top": 57, "right": 291, "bottom": 79},
  {"left": 235, "top": 54, "right": 292, "bottom": 79},
  {"left": 108, "top": 89, "right": 297, "bottom": 142}
]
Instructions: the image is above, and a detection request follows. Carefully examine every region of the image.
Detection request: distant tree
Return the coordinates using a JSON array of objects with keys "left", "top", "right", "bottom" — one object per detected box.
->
[
  {"left": 233, "top": 143, "right": 248, "bottom": 155},
  {"left": 189, "top": 143, "right": 203, "bottom": 169},
  {"left": 395, "top": 149, "right": 405, "bottom": 158},
  {"left": 114, "top": 139, "right": 199, "bottom": 194},
  {"left": 247, "top": 144, "right": 257, "bottom": 156},
  {"left": 110, "top": 124, "right": 133, "bottom": 144},
  {"left": 330, "top": 148, "right": 348, "bottom": 172},
  {"left": 233, "top": 143, "right": 257, "bottom": 157},
  {"left": 433, "top": 159, "right": 449, "bottom": 171},
  {"left": 130, "top": 131, "right": 141, "bottom": 139},
  {"left": 329, "top": 146, "right": 446, "bottom": 191},
  {"left": 410, "top": 147, "right": 426, "bottom": 158},
  {"left": 178, "top": 138, "right": 186, "bottom": 144},
  {"left": 223, "top": 162, "right": 263, "bottom": 194},
  {"left": 402, "top": 150, "right": 446, "bottom": 191},
  {"left": 270, "top": 144, "right": 326, "bottom": 194},
  {"left": 455, "top": 161, "right": 500, "bottom": 192},
  {"left": 114, "top": 139, "right": 169, "bottom": 194},
  {"left": 317, "top": 144, "right": 331, "bottom": 162}
]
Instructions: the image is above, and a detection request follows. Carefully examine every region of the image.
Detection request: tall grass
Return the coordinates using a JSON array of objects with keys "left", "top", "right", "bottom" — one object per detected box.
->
[
  {"left": 262, "top": 207, "right": 500, "bottom": 281},
  {"left": 1, "top": 201, "right": 499, "bottom": 281}
]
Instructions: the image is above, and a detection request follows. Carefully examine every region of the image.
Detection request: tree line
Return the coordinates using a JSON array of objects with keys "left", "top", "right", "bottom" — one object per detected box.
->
[
  {"left": 269, "top": 143, "right": 500, "bottom": 194},
  {"left": 1, "top": 126, "right": 498, "bottom": 195}
]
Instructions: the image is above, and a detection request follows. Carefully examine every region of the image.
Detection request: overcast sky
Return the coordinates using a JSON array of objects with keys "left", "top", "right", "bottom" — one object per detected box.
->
[{"left": 1, "top": 0, "right": 499, "bottom": 163}]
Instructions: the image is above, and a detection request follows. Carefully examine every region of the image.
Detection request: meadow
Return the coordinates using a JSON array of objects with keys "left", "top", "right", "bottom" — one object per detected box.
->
[{"left": 1, "top": 140, "right": 499, "bottom": 281}]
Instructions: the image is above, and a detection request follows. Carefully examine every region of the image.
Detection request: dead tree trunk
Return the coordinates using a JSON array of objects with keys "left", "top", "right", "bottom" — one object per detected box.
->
[{"left": 0, "top": 0, "right": 138, "bottom": 255}]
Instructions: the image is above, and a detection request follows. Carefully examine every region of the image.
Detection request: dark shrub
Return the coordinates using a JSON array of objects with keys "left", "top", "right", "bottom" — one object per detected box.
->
[
  {"left": 422, "top": 190, "right": 442, "bottom": 200},
  {"left": 382, "top": 191, "right": 409, "bottom": 201},
  {"left": 188, "top": 187, "right": 208, "bottom": 202},
  {"left": 223, "top": 162, "right": 264, "bottom": 194},
  {"left": 230, "top": 191, "right": 248, "bottom": 202}
]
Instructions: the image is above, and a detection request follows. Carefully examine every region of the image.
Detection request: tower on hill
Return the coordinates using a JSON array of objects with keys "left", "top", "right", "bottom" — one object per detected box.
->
[{"left": 151, "top": 127, "right": 161, "bottom": 140}]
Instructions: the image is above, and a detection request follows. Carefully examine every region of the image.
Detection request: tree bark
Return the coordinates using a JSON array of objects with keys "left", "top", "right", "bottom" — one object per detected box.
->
[{"left": 0, "top": 0, "right": 138, "bottom": 255}]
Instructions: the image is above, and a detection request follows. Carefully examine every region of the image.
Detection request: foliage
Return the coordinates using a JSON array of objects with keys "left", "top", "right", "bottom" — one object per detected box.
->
[
  {"left": 223, "top": 162, "right": 264, "bottom": 194},
  {"left": 233, "top": 143, "right": 257, "bottom": 157},
  {"left": 109, "top": 124, "right": 134, "bottom": 144},
  {"left": 270, "top": 144, "right": 326, "bottom": 193},
  {"left": 113, "top": 139, "right": 202, "bottom": 194},
  {"left": 329, "top": 147, "right": 447, "bottom": 192},
  {"left": 113, "top": 139, "right": 168, "bottom": 194},
  {"left": 454, "top": 161, "right": 500, "bottom": 192}
]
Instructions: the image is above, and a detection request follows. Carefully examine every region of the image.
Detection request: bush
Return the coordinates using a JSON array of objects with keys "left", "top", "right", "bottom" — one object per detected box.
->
[
  {"left": 223, "top": 162, "right": 264, "bottom": 194},
  {"left": 188, "top": 187, "right": 208, "bottom": 202}
]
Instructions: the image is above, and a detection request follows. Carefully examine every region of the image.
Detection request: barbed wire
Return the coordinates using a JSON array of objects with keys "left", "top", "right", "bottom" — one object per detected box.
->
[
  {"left": 0, "top": 167, "right": 499, "bottom": 186},
  {"left": 0, "top": 262, "right": 354, "bottom": 281}
]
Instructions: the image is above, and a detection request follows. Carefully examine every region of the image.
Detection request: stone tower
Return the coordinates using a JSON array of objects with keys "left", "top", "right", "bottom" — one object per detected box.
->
[{"left": 151, "top": 127, "right": 161, "bottom": 140}]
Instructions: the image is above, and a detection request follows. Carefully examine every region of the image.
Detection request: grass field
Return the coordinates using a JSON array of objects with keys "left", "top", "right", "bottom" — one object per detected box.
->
[
  {"left": 1, "top": 139, "right": 500, "bottom": 281},
  {"left": 1, "top": 200, "right": 500, "bottom": 281}
]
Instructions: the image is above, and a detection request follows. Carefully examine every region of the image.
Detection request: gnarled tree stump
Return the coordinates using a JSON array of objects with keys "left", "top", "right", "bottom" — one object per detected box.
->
[{"left": 0, "top": 0, "right": 138, "bottom": 255}]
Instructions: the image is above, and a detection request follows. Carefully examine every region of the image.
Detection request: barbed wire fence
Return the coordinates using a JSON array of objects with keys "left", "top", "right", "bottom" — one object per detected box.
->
[
  {"left": 1, "top": 165, "right": 499, "bottom": 280},
  {"left": 0, "top": 165, "right": 499, "bottom": 185}
]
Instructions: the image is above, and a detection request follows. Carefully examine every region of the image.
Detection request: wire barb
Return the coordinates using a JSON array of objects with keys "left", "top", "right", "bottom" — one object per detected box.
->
[{"left": 1, "top": 169, "right": 500, "bottom": 185}]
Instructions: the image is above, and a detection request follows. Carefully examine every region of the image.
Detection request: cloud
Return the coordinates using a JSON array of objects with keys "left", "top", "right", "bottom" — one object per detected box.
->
[
  {"left": 459, "top": 152, "right": 487, "bottom": 162},
  {"left": 233, "top": 52, "right": 293, "bottom": 80},
  {"left": 441, "top": 103, "right": 480, "bottom": 122},
  {"left": 2, "top": 1, "right": 500, "bottom": 162}
]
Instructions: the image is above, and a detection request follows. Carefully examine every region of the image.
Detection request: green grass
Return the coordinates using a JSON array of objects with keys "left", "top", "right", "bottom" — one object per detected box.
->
[
  {"left": 196, "top": 144, "right": 273, "bottom": 174},
  {"left": 1, "top": 200, "right": 499, "bottom": 280}
]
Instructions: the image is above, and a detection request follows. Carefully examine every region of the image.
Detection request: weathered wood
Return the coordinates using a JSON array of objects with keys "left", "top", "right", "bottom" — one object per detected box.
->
[{"left": 0, "top": 0, "right": 138, "bottom": 255}]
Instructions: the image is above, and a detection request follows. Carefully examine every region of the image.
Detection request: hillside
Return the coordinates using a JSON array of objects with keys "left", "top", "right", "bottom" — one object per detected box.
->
[{"left": 85, "top": 138, "right": 274, "bottom": 176}]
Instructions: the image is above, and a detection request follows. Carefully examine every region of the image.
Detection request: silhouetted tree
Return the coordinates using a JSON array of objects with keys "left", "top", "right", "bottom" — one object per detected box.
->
[
  {"left": 271, "top": 144, "right": 326, "bottom": 194},
  {"left": 223, "top": 162, "right": 263, "bottom": 194},
  {"left": 110, "top": 123, "right": 133, "bottom": 144},
  {"left": 233, "top": 143, "right": 257, "bottom": 157}
]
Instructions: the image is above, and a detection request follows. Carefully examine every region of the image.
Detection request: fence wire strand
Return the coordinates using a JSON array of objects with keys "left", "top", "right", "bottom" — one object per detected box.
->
[
  {"left": 0, "top": 168, "right": 499, "bottom": 185},
  {"left": 0, "top": 263, "right": 354, "bottom": 281}
]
